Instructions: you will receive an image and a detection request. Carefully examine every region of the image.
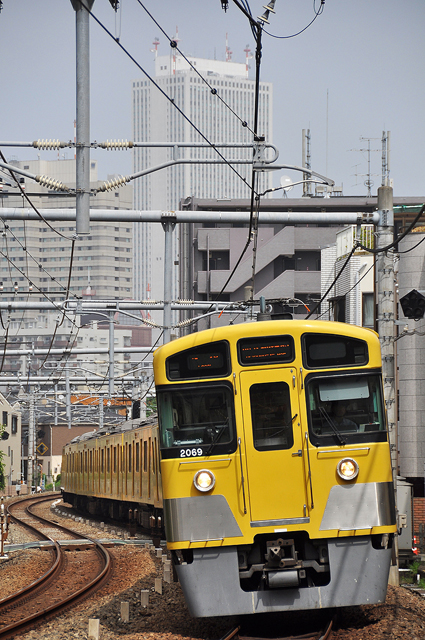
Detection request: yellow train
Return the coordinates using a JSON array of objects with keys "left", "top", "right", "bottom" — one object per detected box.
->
[
  {"left": 62, "top": 319, "right": 397, "bottom": 617},
  {"left": 61, "top": 417, "right": 163, "bottom": 535},
  {"left": 153, "top": 320, "right": 397, "bottom": 616}
]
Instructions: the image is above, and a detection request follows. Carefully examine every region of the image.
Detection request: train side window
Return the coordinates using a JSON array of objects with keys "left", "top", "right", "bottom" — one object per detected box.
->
[
  {"left": 135, "top": 442, "right": 140, "bottom": 472},
  {"left": 101, "top": 449, "right": 104, "bottom": 473},
  {"left": 129, "top": 443, "right": 132, "bottom": 473},
  {"left": 113, "top": 446, "right": 117, "bottom": 473},
  {"left": 143, "top": 440, "right": 148, "bottom": 472},
  {"left": 249, "top": 381, "right": 294, "bottom": 451},
  {"left": 89, "top": 450, "right": 93, "bottom": 473}
]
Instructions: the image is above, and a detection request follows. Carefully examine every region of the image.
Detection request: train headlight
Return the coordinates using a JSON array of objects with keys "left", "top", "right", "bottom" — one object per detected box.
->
[
  {"left": 337, "top": 458, "right": 359, "bottom": 481},
  {"left": 193, "top": 469, "right": 215, "bottom": 492}
]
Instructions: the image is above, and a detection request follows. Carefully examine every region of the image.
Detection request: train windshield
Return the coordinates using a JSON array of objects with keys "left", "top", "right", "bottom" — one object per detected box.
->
[
  {"left": 306, "top": 372, "right": 387, "bottom": 446},
  {"left": 157, "top": 383, "right": 236, "bottom": 457}
]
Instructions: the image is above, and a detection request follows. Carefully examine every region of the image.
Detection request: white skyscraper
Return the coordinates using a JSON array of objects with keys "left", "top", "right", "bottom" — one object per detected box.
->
[{"left": 132, "top": 48, "right": 273, "bottom": 303}]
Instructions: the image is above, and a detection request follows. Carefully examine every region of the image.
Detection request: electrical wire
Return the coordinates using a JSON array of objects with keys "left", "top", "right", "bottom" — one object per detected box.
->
[
  {"left": 314, "top": 258, "right": 376, "bottom": 321},
  {"left": 305, "top": 244, "right": 358, "bottom": 319},
  {"left": 396, "top": 233, "right": 425, "bottom": 254},
  {"left": 136, "top": 0, "right": 256, "bottom": 137},
  {"left": 358, "top": 205, "right": 425, "bottom": 254},
  {"left": 262, "top": 0, "right": 325, "bottom": 40},
  {"left": 0, "top": 149, "right": 75, "bottom": 242},
  {"left": 79, "top": 1, "right": 256, "bottom": 197}
]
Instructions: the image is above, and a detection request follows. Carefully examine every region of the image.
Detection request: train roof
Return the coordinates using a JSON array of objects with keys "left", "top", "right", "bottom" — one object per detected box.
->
[{"left": 66, "top": 413, "right": 157, "bottom": 446}]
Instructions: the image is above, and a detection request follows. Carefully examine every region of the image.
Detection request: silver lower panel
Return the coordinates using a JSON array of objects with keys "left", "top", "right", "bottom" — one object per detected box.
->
[
  {"left": 175, "top": 536, "right": 392, "bottom": 617},
  {"left": 320, "top": 482, "right": 396, "bottom": 531}
]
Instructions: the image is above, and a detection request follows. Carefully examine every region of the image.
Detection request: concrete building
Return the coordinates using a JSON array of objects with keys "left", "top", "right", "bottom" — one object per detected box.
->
[
  {"left": 178, "top": 196, "right": 347, "bottom": 330},
  {"left": 0, "top": 158, "right": 134, "bottom": 327},
  {"left": 132, "top": 51, "right": 273, "bottom": 305},
  {"left": 320, "top": 225, "right": 375, "bottom": 326},
  {"left": 0, "top": 393, "right": 21, "bottom": 493}
]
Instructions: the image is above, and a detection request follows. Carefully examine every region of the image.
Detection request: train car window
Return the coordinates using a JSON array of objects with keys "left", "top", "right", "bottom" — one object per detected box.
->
[
  {"left": 157, "top": 382, "right": 236, "bottom": 458},
  {"left": 107, "top": 448, "right": 110, "bottom": 473},
  {"left": 306, "top": 371, "right": 388, "bottom": 446},
  {"left": 135, "top": 442, "right": 140, "bottom": 472},
  {"left": 166, "top": 341, "right": 230, "bottom": 380},
  {"left": 238, "top": 335, "right": 295, "bottom": 366},
  {"left": 89, "top": 450, "right": 93, "bottom": 473},
  {"left": 302, "top": 333, "right": 368, "bottom": 369},
  {"left": 249, "top": 381, "right": 294, "bottom": 451},
  {"left": 85, "top": 451, "right": 88, "bottom": 472},
  {"left": 143, "top": 441, "right": 148, "bottom": 472},
  {"left": 101, "top": 449, "right": 104, "bottom": 473}
]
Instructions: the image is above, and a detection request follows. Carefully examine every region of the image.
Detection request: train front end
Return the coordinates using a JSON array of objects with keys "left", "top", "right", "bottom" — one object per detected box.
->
[{"left": 153, "top": 321, "right": 397, "bottom": 617}]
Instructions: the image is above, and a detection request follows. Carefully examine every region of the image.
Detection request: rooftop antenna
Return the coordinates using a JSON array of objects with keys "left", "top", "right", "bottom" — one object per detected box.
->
[
  {"left": 244, "top": 44, "right": 252, "bottom": 76},
  {"left": 350, "top": 136, "right": 380, "bottom": 196},
  {"left": 171, "top": 27, "right": 180, "bottom": 75},
  {"left": 381, "top": 130, "right": 390, "bottom": 186},
  {"left": 150, "top": 37, "right": 160, "bottom": 58},
  {"left": 225, "top": 33, "right": 232, "bottom": 61}
]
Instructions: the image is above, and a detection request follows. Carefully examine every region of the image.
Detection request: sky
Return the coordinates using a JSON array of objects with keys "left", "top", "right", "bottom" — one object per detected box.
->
[{"left": 0, "top": 0, "right": 424, "bottom": 198}]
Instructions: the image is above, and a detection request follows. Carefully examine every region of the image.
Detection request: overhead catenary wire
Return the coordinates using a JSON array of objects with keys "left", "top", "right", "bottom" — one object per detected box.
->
[
  {"left": 262, "top": 0, "right": 325, "bottom": 40},
  {"left": 136, "top": 0, "right": 256, "bottom": 137},
  {"left": 78, "top": 1, "right": 257, "bottom": 197}
]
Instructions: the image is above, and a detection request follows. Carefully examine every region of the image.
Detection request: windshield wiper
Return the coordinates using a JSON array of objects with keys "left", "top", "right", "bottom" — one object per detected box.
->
[
  {"left": 205, "top": 420, "right": 228, "bottom": 456},
  {"left": 318, "top": 407, "right": 346, "bottom": 446}
]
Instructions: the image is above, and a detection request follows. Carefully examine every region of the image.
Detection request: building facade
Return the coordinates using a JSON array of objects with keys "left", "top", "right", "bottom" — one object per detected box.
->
[
  {"left": 132, "top": 52, "right": 273, "bottom": 304},
  {"left": 0, "top": 393, "right": 21, "bottom": 491},
  {"left": 0, "top": 158, "right": 134, "bottom": 328}
]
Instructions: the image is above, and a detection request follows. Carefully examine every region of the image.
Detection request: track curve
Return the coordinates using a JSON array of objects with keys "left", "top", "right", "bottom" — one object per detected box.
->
[{"left": 0, "top": 494, "right": 112, "bottom": 639}]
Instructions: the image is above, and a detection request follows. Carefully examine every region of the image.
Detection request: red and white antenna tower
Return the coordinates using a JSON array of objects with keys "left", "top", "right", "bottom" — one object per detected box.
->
[
  {"left": 244, "top": 44, "right": 252, "bottom": 74},
  {"left": 150, "top": 37, "right": 160, "bottom": 57},
  {"left": 225, "top": 33, "right": 232, "bottom": 62}
]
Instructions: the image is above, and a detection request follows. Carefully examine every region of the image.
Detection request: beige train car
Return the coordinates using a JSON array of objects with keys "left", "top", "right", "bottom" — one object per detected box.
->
[{"left": 61, "top": 417, "right": 162, "bottom": 533}]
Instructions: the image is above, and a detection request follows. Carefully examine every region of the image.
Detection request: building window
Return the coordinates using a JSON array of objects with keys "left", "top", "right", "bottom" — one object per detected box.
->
[
  {"left": 362, "top": 292, "right": 374, "bottom": 329},
  {"left": 202, "top": 250, "right": 230, "bottom": 271},
  {"left": 11, "top": 416, "right": 17, "bottom": 434},
  {"left": 332, "top": 296, "right": 346, "bottom": 323}
]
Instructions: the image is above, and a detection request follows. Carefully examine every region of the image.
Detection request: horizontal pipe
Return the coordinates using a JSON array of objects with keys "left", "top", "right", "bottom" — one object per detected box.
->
[
  {"left": 0, "top": 208, "right": 380, "bottom": 224},
  {"left": 0, "top": 376, "right": 144, "bottom": 384},
  {"left": 0, "top": 347, "right": 152, "bottom": 356}
]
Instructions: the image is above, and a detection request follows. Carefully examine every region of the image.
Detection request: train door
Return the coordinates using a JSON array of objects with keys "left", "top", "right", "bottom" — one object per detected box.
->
[{"left": 240, "top": 368, "right": 307, "bottom": 524}]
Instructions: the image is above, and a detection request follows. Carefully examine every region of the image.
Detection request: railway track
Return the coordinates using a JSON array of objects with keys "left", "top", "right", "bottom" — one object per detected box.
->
[
  {"left": 221, "top": 616, "right": 334, "bottom": 640},
  {"left": 0, "top": 494, "right": 112, "bottom": 639}
]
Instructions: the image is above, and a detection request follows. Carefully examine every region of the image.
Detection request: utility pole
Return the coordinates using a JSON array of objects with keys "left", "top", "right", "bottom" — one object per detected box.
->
[
  {"left": 70, "top": 0, "right": 94, "bottom": 235},
  {"left": 28, "top": 393, "right": 35, "bottom": 492},
  {"left": 376, "top": 184, "right": 398, "bottom": 585}
]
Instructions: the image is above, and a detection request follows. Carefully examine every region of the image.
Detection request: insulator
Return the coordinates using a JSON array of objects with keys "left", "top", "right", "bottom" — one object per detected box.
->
[
  {"left": 98, "top": 175, "right": 129, "bottom": 192},
  {"left": 100, "top": 140, "right": 134, "bottom": 150},
  {"left": 176, "top": 299, "right": 195, "bottom": 305},
  {"left": 142, "top": 318, "right": 160, "bottom": 328},
  {"left": 176, "top": 318, "right": 196, "bottom": 327},
  {"left": 33, "top": 139, "right": 63, "bottom": 150},
  {"left": 36, "top": 175, "right": 70, "bottom": 192}
]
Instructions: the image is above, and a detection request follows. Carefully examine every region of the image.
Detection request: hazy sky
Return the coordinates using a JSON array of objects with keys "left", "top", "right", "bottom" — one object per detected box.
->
[{"left": 1, "top": 0, "right": 424, "bottom": 198}]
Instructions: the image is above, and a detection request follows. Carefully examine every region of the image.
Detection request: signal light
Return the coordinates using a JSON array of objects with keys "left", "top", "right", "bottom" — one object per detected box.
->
[{"left": 400, "top": 289, "right": 425, "bottom": 320}]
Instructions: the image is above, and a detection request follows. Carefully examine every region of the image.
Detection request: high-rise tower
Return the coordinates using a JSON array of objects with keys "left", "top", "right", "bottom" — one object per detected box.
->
[{"left": 132, "top": 48, "right": 273, "bottom": 303}]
